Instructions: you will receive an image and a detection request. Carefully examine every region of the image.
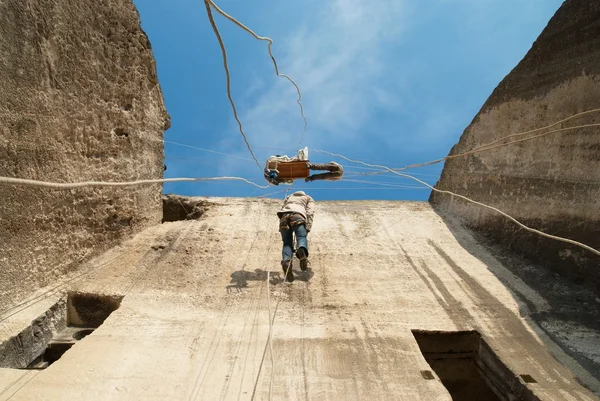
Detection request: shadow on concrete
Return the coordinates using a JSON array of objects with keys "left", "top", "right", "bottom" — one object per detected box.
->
[
  {"left": 296, "top": 267, "right": 315, "bottom": 282},
  {"left": 227, "top": 265, "right": 314, "bottom": 290},
  {"left": 432, "top": 208, "right": 600, "bottom": 392},
  {"left": 227, "top": 269, "right": 273, "bottom": 290}
]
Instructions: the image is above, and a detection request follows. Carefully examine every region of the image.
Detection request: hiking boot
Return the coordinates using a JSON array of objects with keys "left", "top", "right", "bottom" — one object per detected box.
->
[
  {"left": 296, "top": 247, "right": 308, "bottom": 272},
  {"left": 281, "top": 260, "right": 294, "bottom": 282}
]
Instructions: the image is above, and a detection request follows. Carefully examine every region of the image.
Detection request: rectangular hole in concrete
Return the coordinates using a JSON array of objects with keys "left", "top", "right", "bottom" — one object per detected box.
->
[
  {"left": 421, "top": 370, "right": 435, "bottom": 380},
  {"left": 520, "top": 374, "right": 537, "bottom": 384},
  {"left": 0, "top": 293, "right": 123, "bottom": 370},
  {"left": 412, "top": 330, "right": 540, "bottom": 401},
  {"left": 67, "top": 292, "right": 123, "bottom": 328}
]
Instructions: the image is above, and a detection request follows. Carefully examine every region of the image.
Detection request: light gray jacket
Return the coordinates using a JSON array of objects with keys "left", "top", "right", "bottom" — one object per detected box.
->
[{"left": 277, "top": 191, "right": 315, "bottom": 231}]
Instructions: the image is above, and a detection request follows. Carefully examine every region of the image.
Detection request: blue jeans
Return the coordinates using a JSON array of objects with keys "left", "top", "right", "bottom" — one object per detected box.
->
[{"left": 281, "top": 224, "right": 308, "bottom": 262}]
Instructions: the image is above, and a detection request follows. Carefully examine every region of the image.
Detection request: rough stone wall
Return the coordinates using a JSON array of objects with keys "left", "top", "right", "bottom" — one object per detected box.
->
[
  {"left": 430, "top": 0, "right": 600, "bottom": 290},
  {"left": 0, "top": 0, "right": 170, "bottom": 307}
]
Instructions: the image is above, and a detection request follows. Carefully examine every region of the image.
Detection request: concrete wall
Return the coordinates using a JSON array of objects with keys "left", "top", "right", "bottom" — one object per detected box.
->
[
  {"left": 430, "top": 0, "right": 600, "bottom": 290},
  {"left": 0, "top": 0, "right": 170, "bottom": 307}
]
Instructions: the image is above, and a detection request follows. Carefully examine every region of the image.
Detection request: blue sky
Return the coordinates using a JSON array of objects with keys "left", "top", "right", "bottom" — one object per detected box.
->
[{"left": 133, "top": 0, "right": 563, "bottom": 201}]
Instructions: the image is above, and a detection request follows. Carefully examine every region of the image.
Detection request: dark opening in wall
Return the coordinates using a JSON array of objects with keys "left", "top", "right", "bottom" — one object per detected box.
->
[
  {"left": 112, "top": 128, "right": 129, "bottom": 137},
  {"left": 0, "top": 293, "right": 123, "bottom": 370},
  {"left": 27, "top": 341, "right": 74, "bottom": 370},
  {"left": 162, "top": 194, "right": 207, "bottom": 222},
  {"left": 412, "top": 330, "right": 540, "bottom": 401},
  {"left": 72, "top": 328, "right": 94, "bottom": 340},
  {"left": 68, "top": 292, "right": 122, "bottom": 328}
]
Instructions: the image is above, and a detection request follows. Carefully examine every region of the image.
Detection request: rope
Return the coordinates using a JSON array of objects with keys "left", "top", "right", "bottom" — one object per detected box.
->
[
  {"left": 258, "top": 188, "right": 290, "bottom": 198},
  {"left": 384, "top": 122, "right": 600, "bottom": 173},
  {"left": 265, "top": 186, "right": 293, "bottom": 401},
  {"left": 249, "top": 203, "right": 279, "bottom": 401},
  {"left": 205, "top": 0, "right": 308, "bottom": 145},
  {"left": 0, "top": 245, "right": 146, "bottom": 323},
  {"left": 470, "top": 108, "right": 600, "bottom": 152},
  {"left": 290, "top": 187, "right": 430, "bottom": 191},
  {"left": 0, "top": 176, "right": 269, "bottom": 189},
  {"left": 314, "top": 149, "right": 600, "bottom": 258},
  {"left": 163, "top": 140, "right": 255, "bottom": 162},
  {"left": 361, "top": 109, "right": 600, "bottom": 176},
  {"left": 161, "top": 108, "right": 596, "bottom": 178},
  {"left": 267, "top": 268, "right": 275, "bottom": 401},
  {"left": 341, "top": 179, "right": 429, "bottom": 189},
  {"left": 204, "top": 0, "right": 263, "bottom": 171}
]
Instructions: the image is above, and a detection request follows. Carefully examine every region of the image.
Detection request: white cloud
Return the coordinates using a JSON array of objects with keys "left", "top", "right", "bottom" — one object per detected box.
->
[{"left": 217, "top": 0, "right": 411, "bottom": 158}]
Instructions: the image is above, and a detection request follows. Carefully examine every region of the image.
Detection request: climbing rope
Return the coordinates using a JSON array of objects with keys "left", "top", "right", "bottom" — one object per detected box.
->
[
  {"left": 0, "top": 176, "right": 269, "bottom": 189},
  {"left": 314, "top": 149, "right": 600, "bottom": 258},
  {"left": 264, "top": 185, "right": 294, "bottom": 401},
  {"left": 363, "top": 109, "right": 600, "bottom": 175},
  {"left": 205, "top": 0, "right": 308, "bottom": 145},
  {"left": 467, "top": 108, "right": 600, "bottom": 154},
  {"left": 164, "top": 140, "right": 256, "bottom": 162},
  {"left": 204, "top": 0, "right": 263, "bottom": 171},
  {"left": 381, "top": 122, "right": 600, "bottom": 174},
  {"left": 3, "top": 105, "right": 598, "bottom": 193}
]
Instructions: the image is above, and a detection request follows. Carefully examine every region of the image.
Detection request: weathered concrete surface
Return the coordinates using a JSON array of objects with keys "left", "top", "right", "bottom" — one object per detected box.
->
[
  {"left": 0, "top": 199, "right": 598, "bottom": 400},
  {"left": 0, "top": 0, "right": 169, "bottom": 308},
  {"left": 430, "top": 0, "right": 600, "bottom": 290}
]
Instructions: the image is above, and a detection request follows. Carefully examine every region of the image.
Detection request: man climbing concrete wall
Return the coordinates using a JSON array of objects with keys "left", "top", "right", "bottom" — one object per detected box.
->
[
  {"left": 431, "top": 0, "right": 600, "bottom": 291},
  {"left": 0, "top": 0, "right": 170, "bottom": 306}
]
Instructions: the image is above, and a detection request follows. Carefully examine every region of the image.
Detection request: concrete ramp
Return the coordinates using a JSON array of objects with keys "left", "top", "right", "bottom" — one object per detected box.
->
[{"left": 0, "top": 199, "right": 598, "bottom": 400}]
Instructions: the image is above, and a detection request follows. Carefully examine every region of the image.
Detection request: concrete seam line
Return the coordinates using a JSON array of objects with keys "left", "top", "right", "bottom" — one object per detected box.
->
[
  {"left": 315, "top": 149, "right": 600, "bottom": 258},
  {"left": 206, "top": 0, "right": 308, "bottom": 145}
]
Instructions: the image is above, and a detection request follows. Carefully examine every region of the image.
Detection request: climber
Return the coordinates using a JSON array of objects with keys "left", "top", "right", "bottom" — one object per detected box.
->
[
  {"left": 264, "top": 147, "right": 344, "bottom": 185},
  {"left": 277, "top": 190, "right": 314, "bottom": 282}
]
